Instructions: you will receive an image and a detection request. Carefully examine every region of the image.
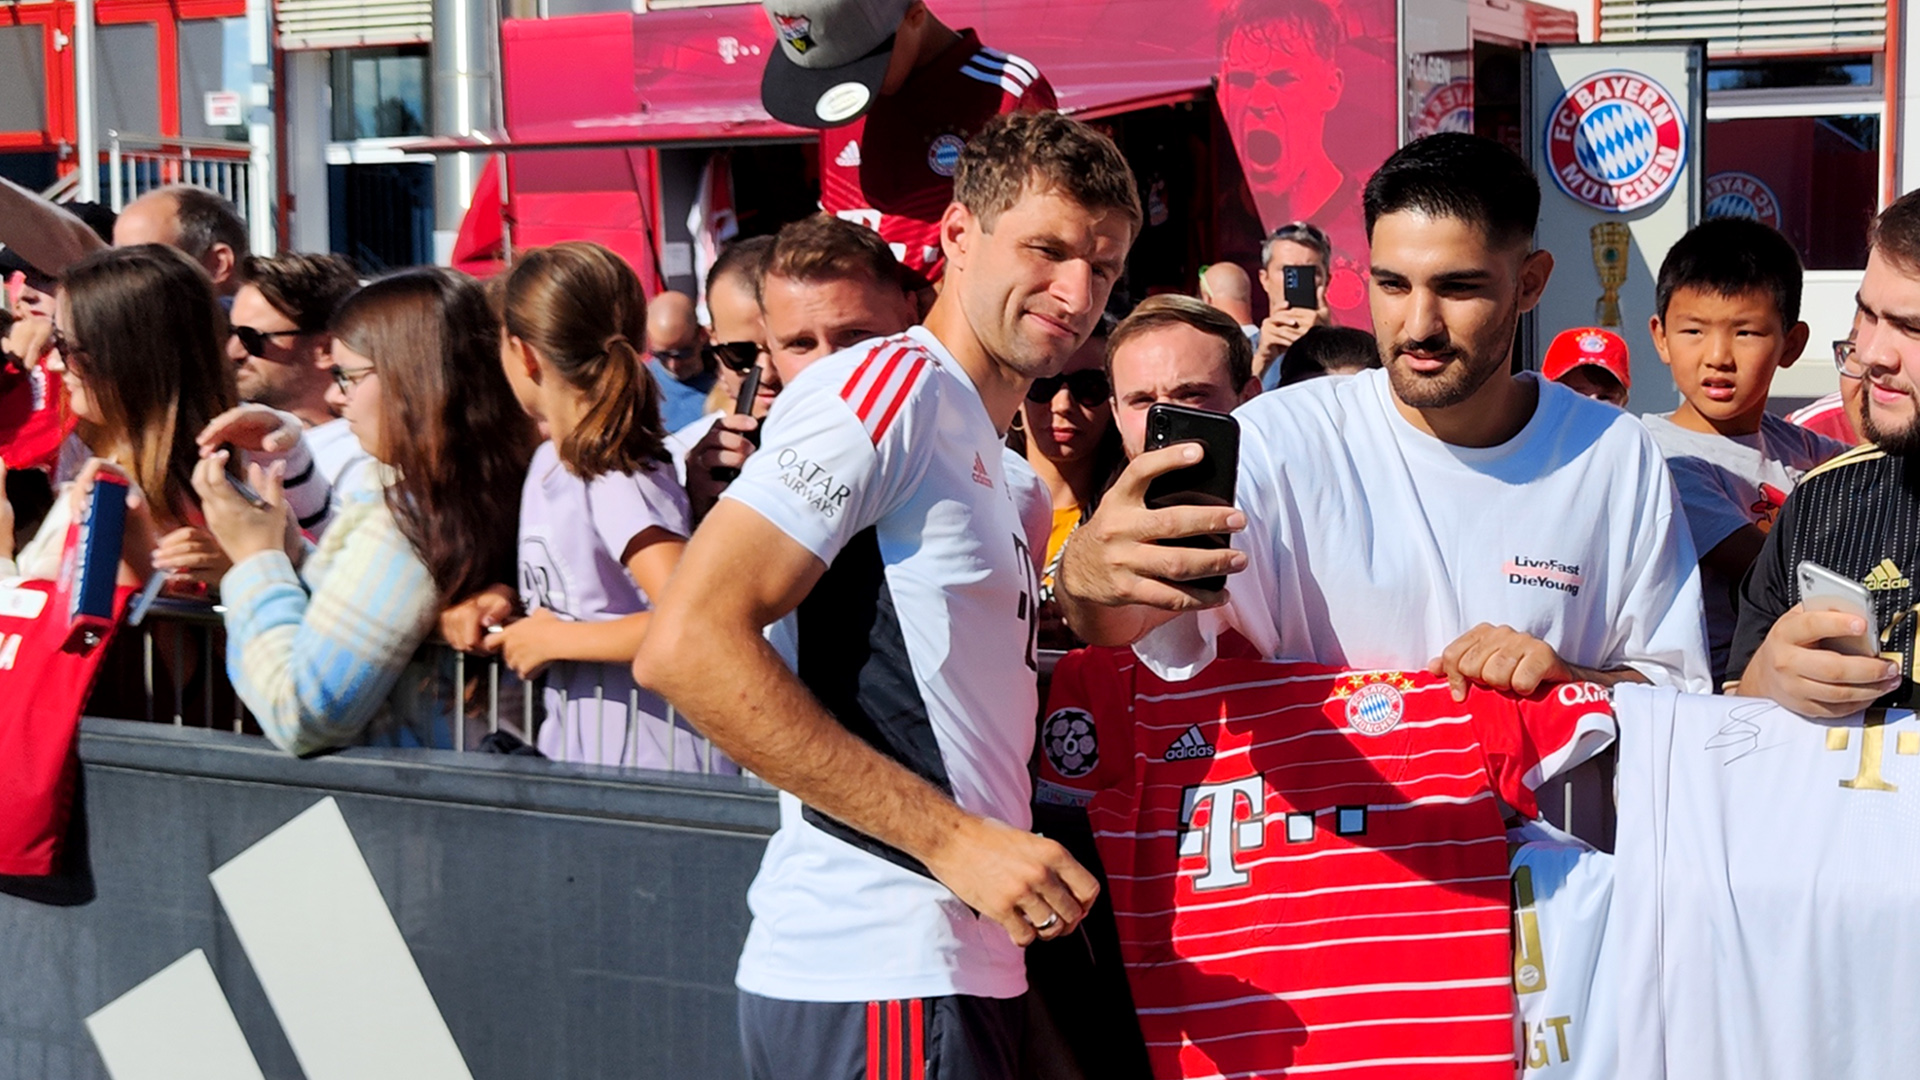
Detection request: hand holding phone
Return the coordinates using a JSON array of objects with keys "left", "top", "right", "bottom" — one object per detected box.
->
[
  {"left": 1797, "top": 561, "right": 1881, "bottom": 657},
  {"left": 1142, "top": 403, "right": 1240, "bottom": 592}
]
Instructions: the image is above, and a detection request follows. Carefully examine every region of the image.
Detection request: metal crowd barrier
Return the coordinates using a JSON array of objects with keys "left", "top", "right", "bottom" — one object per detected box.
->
[{"left": 126, "top": 599, "right": 729, "bottom": 774}]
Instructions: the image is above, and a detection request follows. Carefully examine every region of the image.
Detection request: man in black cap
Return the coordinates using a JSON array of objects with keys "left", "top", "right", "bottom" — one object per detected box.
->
[{"left": 760, "top": 0, "right": 1054, "bottom": 288}]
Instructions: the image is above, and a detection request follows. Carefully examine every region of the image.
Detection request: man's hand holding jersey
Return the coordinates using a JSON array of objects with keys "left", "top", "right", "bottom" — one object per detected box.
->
[
  {"left": 1057, "top": 443, "right": 1248, "bottom": 646},
  {"left": 635, "top": 500, "right": 1098, "bottom": 947}
]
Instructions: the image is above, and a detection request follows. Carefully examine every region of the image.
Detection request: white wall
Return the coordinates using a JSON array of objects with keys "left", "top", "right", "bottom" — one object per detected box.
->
[{"left": 283, "top": 50, "right": 331, "bottom": 255}]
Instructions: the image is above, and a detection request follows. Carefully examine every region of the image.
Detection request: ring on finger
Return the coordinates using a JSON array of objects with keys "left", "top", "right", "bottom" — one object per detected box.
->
[{"left": 1033, "top": 913, "right": 1059, "bottom": 932}]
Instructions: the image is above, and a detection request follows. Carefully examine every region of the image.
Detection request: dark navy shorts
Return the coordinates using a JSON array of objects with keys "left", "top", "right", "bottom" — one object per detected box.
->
[{"left": 738, "top": 989, "right": 1026, "bottom": 1080}]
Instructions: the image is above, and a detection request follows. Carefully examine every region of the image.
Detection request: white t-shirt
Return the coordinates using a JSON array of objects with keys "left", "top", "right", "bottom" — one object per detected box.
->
[
  {"left": 1510, "top": 819, "right": 1616, "bottom": 1080},
  {"left": 1001, "top": 446, "right": 1053, "bottom": 577},
  {"left": 1139, "top": 368, "right": 1710, "bottom": 694},
  {"left": 722, "top": 326, "right": 1041, "bottom": 1003},
  {"left": 1611, "top": 686, "right": 1920, "bottom": 1079}
]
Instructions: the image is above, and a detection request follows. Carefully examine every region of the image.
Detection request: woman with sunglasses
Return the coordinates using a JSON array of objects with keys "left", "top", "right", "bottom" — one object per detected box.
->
[
  {"left": 192, "top": 267, "right": 535, "bottom": 756},
  {"left": 1013, "top": 316, "right": 1125, "bottom": 591},
  {"left": 465, "top": 241, "right": 726, "bottom": 770},
  {"left": 0, "top": 246, "right": 328, "bottom": 589}
]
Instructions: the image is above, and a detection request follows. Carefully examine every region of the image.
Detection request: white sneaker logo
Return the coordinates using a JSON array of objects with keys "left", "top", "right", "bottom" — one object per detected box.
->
[{"left": 1164, "top": 724, "right": 1216, "bottom": 761}]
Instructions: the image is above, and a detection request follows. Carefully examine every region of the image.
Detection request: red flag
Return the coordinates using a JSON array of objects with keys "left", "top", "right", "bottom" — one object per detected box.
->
[{"left": 0, "top": 578, "right": 133, "bottom": 876}]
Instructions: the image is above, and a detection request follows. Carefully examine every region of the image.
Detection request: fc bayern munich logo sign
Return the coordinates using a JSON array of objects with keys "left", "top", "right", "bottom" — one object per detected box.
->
[
  {"left": 1345, "top": 682, "right": 1404, "bottom": 737},
  {"left": 1544, "top": 70, "right": 1688, "bottom": 214},
  {"left": 1704, "top": 171, "right": 1782, "bottom": 230},
  {"left": 1412, "top": 78, "right": 1474, "bottom": 140}
]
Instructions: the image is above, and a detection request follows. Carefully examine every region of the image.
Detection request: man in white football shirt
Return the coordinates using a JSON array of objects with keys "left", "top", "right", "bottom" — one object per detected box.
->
[
  {"left": 1059, "top": 134, "right": 1709, "bottom": 766},
  {"left": 635, "top": 111, "right": 1139, "bottom": 1079}
]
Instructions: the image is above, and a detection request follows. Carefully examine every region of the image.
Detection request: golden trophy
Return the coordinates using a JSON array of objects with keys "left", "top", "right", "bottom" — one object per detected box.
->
[{"left": 1590, "top": 222, "right": 1631, "bottom": 327}]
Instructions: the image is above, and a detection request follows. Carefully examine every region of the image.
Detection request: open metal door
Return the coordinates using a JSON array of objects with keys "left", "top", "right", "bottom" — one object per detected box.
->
[{"left": 1531, "top": 42, "right": 1706, "bottom": 415}]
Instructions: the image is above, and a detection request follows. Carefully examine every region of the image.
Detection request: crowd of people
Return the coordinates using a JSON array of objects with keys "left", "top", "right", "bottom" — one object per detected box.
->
[{"left": 2, "top": 2, "right": 1916, "bottom": 1074}]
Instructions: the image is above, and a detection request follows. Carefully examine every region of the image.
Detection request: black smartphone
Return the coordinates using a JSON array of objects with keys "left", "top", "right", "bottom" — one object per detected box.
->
[
  {"left": 1282, "top": 264, "right": 1318, "bottom": 311},
  {"left": 221, "top": 445, "right": 268, "bottom": 507},
  {"left": 708, "top": 367, "right": 764, "bottom": 483},
  {"left": 1142, "top": 402, "right": 1240, "bottom": 593}
]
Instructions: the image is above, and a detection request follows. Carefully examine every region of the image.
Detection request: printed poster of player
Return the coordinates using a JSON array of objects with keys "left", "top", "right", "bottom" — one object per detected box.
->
[{"left": 1211, "top": 0, "right": 1398, "bottom": 329}]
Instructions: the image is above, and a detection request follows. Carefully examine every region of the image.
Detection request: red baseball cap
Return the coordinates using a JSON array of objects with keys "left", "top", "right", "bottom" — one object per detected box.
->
[{"left": 1542, "top": 327, "right": 1630, "bottom": 389}]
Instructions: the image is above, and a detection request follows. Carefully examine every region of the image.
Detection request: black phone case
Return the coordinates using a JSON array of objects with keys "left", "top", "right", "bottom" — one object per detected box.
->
[
  {"left": 1282, "top": 264, "right": 1317, "bottom": 311},
  {"left": 709, "top": 367, "right": 764, "bottom": 483},
  {"left": 1143, "top": 403, "right": 1240, "bottom": 592}
]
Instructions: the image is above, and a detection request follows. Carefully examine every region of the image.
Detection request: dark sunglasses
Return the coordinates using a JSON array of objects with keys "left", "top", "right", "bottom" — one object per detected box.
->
[
  {"left": 1026, "top": 369, "right": 1111, "bottom": 406},
  {"left": 231, "top": 325, "right": 309, "bottom": 359},
  {"left": 703, "top": 340, "right": 763, "bottom": 373}
]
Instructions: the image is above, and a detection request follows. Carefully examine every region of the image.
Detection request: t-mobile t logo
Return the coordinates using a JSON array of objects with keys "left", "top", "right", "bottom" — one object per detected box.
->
[{"left": 1178, "top": 776, "right": 1266, "bottom": 890}]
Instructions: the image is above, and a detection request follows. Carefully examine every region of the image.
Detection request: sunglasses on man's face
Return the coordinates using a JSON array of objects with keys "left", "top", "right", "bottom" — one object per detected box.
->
[
  {"left": 703, "top": 340, "right": 763, "bottom": 374},
  {"left": 231, "top": 325, "right": 308, "bottom": 359},
  {"left": 1026, "top": 369, "right": 1111, "bottom": 407}
]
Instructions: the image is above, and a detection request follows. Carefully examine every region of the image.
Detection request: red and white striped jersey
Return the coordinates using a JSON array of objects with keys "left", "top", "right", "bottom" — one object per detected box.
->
[
  {"left": 819, "top": 29, "right": 1054, "bottom": 284},
  {"left": 1039, "top": 648, "right": 1615, "bottom": 1080},
  {"left": 723, "top": 325, "right": 1045, "bottom": 1002}
]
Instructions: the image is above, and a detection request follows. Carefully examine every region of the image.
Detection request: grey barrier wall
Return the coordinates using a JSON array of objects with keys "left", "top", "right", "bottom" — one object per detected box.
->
[{"left": 0, "top": 717, "right": 779, "bottom": 1080}]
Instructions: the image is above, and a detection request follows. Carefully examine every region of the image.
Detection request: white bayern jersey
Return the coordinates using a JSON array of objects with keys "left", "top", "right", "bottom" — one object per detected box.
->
[
  {"left": 1508, "top": 820, "right": 1615, "bottom": 1080},
  {"left": 722, "top": 326, "right": 1042, "bottom": 1003},
  {"left": 1612, "top": 685, "right": 1920, "bottom": 1078}
]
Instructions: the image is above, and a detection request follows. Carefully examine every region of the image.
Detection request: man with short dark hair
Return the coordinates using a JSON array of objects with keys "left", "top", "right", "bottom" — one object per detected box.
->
[
  {"left": 224, "top": 253, "right": 370, "bottom": 504},
  {"left": 1061, "top": 132, "right": 1706, "bottom": 718},
  {"left": 636, "top": 109, "right": 1139, "bottom": 1079},
  {"left": 758, "top": 213, "right": 919, "bottom": 384},
  {"left": 1107, "top": 294, "right": 1259, "bottom": 459},
  {"left": 112, "top": 185, "right": 250, "bottom": 295},
  {"left": 1733, "top": 187, "right": 1920, "bottom": 716},
  {"left": 684, "top": 216, "right": 920, "bottom": 523}
]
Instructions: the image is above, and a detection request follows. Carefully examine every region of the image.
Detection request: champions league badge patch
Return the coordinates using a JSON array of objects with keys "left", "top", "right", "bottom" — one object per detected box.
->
[
  {"left": 1544, "top": 70, "right": 1688, "bottom": 214},
  {"left": 1704, "top": 171, "right": 1783, "bottom": 230},
  {"left": 1042, "top": 708, "right": 1099, "bottom": 778},
  {"left": 772, "top": 12, "right": 816, "bottom": 52},
  {"left": 1334, "top": 673, "right": 1412, "bottom": 737}
]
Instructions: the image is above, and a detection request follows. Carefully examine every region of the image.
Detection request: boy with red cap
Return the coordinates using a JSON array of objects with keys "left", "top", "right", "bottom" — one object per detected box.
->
[
  {"left": 1641, "top": 218, "right": 1845, "bottom": 685},
  {"left": 758, "top": 0, "right": 1054, "bottom": 287},
  {"left": 1543, "top": 325, "right": 1631, "bottom": 408}
]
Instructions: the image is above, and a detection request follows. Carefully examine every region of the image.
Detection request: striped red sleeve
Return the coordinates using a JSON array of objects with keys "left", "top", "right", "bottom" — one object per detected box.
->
[{"left": 840, "top": 338, "right": 932, "bottom": 446}]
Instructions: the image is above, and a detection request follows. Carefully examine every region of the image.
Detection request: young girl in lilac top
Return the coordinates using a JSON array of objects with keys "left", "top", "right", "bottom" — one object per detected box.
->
[{"left": 475, "top": 242, "right": 731, "bottom": 771}]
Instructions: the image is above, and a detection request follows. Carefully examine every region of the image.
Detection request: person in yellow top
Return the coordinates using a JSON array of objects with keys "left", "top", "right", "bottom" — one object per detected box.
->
[{"left": 1013, "top": 316, "right": 1124, "bottom": 647}]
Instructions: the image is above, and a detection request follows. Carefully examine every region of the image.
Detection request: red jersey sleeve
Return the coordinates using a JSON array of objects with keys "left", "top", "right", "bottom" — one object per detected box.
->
[
  {"left": 1038, "top": 645, "right": 1134, "bottom": 800},
  {"left": 1018, "top": 73, "right": 1056, "bottom": 112},
  {"left": 1464, "top": 681, "right": 1616, "bottom": 818}
]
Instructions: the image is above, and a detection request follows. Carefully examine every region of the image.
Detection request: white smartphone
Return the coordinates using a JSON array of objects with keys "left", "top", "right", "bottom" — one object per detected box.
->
[{"left": 1797, "top": 560, "right": 1881, "bottom": 657}]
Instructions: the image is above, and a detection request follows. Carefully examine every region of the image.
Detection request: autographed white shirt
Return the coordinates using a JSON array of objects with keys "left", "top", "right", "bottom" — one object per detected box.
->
[{"left": 1140, "top": 369, "right": 1710, "bottom": 692}]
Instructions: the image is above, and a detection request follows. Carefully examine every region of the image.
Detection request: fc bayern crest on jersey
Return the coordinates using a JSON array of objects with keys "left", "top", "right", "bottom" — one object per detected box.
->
[
  {"left": 1704, "top": 171, "right": 1782, "bottom": 230},
  {"left": 1343, "top": 680, "right": 1406, "bottom": 737},
  {"left": 927, "top": 134, "right": 965, "bottom": 178},
  {"left": 1411, "top": 79, "right": 1474, "bottom": 140},
  {"left": 1544, "top": 70, "right": 1688, "bottom": 214},
  {"left": 1042, "top": 708, "right": 1099, "bottom": 778}
]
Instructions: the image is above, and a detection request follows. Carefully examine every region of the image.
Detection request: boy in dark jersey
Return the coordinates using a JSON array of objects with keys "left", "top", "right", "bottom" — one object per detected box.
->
[{"left": 759, "top": 0, "right": 1054, "bottom": 285}]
